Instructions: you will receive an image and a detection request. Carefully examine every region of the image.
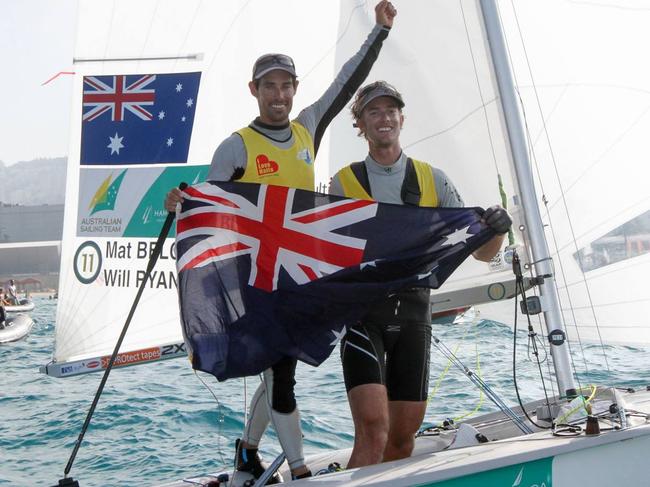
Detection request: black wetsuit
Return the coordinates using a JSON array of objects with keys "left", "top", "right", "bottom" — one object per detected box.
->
[{"left": 331, "top": 153, "right": 464, "bottom": 401}]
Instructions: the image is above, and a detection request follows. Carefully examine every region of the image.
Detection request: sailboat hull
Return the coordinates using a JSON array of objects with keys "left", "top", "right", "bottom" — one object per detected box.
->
[{"left": 156, "top": 388, "right": 650, "bottom": 486}]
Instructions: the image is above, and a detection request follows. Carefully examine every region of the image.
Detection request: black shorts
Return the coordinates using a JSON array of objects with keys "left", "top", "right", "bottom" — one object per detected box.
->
[{"left": 340, "top": 288, "right": 431, "bottom": 401}]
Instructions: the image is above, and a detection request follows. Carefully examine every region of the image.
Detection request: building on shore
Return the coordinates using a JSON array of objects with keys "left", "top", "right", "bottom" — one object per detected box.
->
[{"left": 0, "top": 204, "right": 64, "bottom": 291}]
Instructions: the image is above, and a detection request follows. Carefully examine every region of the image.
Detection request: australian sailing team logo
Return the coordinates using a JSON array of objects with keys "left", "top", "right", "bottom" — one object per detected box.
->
[
  {"left": 79, "top": 170, "right": 127, "bottom": 235},
  {"left": 89, "top": 170, "right": 127, "bottom": 215}
]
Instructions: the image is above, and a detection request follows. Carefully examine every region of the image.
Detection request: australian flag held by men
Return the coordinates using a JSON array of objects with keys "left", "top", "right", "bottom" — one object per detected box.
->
[
  {"left": 176, "top": 181, "right": 497, "bottom": 381},
  {"left": 80, "top": 72, "right": 201, "bottom": 165}
]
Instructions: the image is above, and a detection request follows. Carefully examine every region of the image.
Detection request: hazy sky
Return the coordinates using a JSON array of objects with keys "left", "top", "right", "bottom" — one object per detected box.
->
[{"left": 1, "top": 0, "right": 78, "bottom": 166}]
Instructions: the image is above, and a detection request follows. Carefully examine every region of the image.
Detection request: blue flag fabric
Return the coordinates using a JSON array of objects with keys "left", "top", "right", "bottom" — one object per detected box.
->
[
  {"left": 176, "top": 181, "right": 496, "bottom": 381},
  {"left": 80, "top": 72, "right": 201, "bottom": 165}
]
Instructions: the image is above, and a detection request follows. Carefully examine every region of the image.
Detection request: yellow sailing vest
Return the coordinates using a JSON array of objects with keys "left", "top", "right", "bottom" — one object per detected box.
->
[
  {"left": 336, "top": 158, "right": 438, "bottom": 207},
  {"left": 236, "top": 122, "right": 315, "bottom": 190}
]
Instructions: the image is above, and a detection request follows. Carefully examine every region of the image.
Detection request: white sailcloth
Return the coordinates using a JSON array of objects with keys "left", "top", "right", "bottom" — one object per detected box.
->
[
  {"left": 479, "top": 0, "right": 650, "bottom": 346},
  {"left": 53, "top": 0, "right": 345, "bottom": 371}
]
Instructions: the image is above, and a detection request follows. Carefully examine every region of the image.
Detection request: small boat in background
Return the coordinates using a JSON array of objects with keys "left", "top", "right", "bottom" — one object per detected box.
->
[
  {"left": 0, "top": 314, "right": 34, "bottom": 343},
  {"left": 5, "top": 298, "right": 35, "bottom": 314}
]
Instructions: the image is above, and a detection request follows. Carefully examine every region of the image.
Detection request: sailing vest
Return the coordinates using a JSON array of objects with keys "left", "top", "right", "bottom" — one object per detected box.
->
[
  {"left": 236, "top": 122, "right": 315, "bottom": 190},
  {"left": 337, "top": 158, "right": 438, "bottom": 207}
]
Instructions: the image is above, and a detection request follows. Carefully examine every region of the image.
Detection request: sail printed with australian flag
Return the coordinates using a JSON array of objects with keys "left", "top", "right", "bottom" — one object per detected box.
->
[
  {"left": 80, "top": 72, "right": 201, "bottom": 165},
  {"left": 176, "top": 182, "right": 496, "bottom": 381}
]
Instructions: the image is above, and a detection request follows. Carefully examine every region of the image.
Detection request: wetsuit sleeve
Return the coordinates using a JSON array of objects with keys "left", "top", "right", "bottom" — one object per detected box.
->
[
  {"left": 295, "top": 24, "right": 390, "bottom": 155},
  {"left": 328, "top": 173, "right": 345, "bottom": 197},
  {"left": 432, "top": 167, "right": 464, "bottom": 208},
  {"left": 206, "top": 133, "right": 248, "bottom": 182}
]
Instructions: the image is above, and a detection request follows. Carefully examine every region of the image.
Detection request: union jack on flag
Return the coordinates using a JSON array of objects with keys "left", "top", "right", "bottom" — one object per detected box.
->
[
  {"left": 80, "top": 72, "right": 201, "bottom": 165},
  {"left": 83, "top": 75, "right": 156, "bottom": 122},
  {"left": 176, "top": 181, "right": 495, "bottom": 380},
  {"left": 177, "top": 184, "right": 377, "bottom": 292}
]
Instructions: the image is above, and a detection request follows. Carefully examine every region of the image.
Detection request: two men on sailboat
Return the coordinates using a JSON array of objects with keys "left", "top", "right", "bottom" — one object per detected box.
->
[
  {"left": 165, "top": 1, "right": 398, "bottom": 481},
  {"left": 329, "top": 81, "right": 512, "bottom": 467}
]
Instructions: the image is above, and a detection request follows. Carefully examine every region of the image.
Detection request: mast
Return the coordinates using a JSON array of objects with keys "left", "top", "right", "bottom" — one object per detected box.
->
[{"left": 479, "top": 0, "right": 577, "bottom": 397}]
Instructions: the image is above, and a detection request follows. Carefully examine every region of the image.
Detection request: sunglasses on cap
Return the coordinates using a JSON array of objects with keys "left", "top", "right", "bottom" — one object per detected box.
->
[
  {"left": 352, "top": 81, "right": 405, "bottom": 119},
  {"left": 252, "top": 54, "right": 297, "bottom": 80}
]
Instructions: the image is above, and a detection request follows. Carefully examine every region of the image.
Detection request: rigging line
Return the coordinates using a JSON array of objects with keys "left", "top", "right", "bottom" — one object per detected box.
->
[
  {"left": 450, "top": 344, "right": 485, "bottom": 425},
  {"left": 204, "top": 0, "right": 255, "bottom": 75},
  {"left": 458, "top": 0, "right": 500, "bottom": 174},
  {"left": 227, "top": 375, "right": 249, "bottom": 487},
  {"left": 550, "top": 197, "right": 650, "bottom": 256},
  {"left": 194, "top": 371, "right": 227, "bottom": 467},
  {"left": 300, "top": 1, "right": 366, "bottom": 81},
  {"left": 402, "top": 99, "right": 497, "bottom": 150},
  {"left": 172, "top": 0, "right": 205, "bottom": 72},
  {"left": 512, "top": 220, "right": 561, "bottom": 396},
  {"left": 512, "top": 270, "right": 553, "bottom": 429},
  {"left": 427, "top": 322, "right": 473, "bottom": 407},
  {"left": 556, "top": 296, "right": 650, "bottom": 313},
  {"left": 432, "top": 335, "right": 533, "bottom": 433},
  {"left": 136, "top": 1, "right": 161, "bottom": 72},
  {"left": 508, "top": 0, "right": 611, "bottom": 372},
  {"left": 521, "top": 81, "right": 650, "bottom": 97},
  {"left": 504, "top": 0, "right": 594, "bottom": 376},
  {"left": 545, "top": 103, "right": 650, "bottom": 214},
  {"left": 100, "top": 0, "right": 119, "bottom": 68},
  {"left": 459, "top": 0, "right": 517, "bottom": 244}
]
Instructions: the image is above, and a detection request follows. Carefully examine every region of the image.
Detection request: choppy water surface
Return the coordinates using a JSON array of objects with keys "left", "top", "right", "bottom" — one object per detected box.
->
[{"left": 2, "top": 299, "right": 649, "bottom": 486}]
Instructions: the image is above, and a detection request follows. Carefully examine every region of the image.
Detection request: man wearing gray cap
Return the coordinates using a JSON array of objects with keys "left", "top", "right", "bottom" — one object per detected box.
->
[
  {"left": 329, "top": 81, "right": 512, "bottom": 468},
  {"left": 165, "top": 1, "right": 397, "bottom": 481}
]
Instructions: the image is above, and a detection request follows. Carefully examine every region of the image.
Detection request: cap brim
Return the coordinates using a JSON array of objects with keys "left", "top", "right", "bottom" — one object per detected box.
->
[{"left": 359, "top": 92, "right": 405, "bottom": 114}]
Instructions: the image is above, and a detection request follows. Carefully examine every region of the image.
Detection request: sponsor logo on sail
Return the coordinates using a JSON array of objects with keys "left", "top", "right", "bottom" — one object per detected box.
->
[{"left": 100, "top": 347, "right": 162, "bottom": 368}]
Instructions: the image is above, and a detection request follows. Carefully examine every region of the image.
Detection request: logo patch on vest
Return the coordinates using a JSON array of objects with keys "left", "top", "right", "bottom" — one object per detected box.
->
[
  {"left": 297, "top": 148, "right": 313, "bottom": 165},
  {"left": 256, "top": 154, "right": 279, "bottom": 176}
]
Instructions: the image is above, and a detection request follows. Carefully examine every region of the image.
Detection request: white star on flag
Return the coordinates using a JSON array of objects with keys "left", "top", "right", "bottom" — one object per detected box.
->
[
  {"left": 360, "top": 260, "right": 379, "bottom": 270},
  {"left": 158, "top": 111, "right": 165, "bottom": 120},
  {"left": 107, "top": 132, "right": 124, "bottom": 155},
  {"left": 175, "top": 83, "right": 183, "bottom": 92},
  {"left": 330, "top": 326, "right": 347, "bottom": 346},
  {"left": 416, "top": 270, "right": 434, "bottom": 280},
  {"left": 442, "top": 226, "right": 473, "bottom": 247},
  {"left": 166, "top": 137, "right": 174, "bottom": 147},
  {"left": 186, "top": 98, "right": 194, "bottom": 108}
]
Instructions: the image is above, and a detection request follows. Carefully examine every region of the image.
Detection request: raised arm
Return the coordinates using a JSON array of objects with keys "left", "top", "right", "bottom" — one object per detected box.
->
[{"left": 296, "top": 1, "right": 397, "bottom": 155}]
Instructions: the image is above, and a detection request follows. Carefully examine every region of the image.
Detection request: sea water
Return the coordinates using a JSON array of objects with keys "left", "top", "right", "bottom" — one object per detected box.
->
[{"left": 2, "top": 298, "right": 650, "bottom": 487}]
